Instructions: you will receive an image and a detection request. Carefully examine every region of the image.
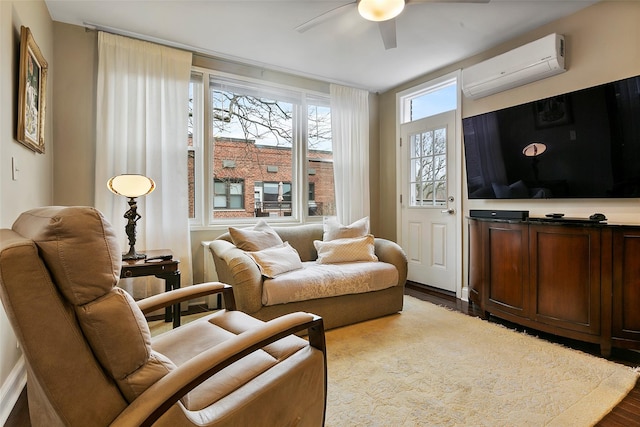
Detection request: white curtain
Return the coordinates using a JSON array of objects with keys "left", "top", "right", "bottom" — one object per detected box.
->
[
  {"left": 95, "top": 32, "right": 193, "bottom": 289},
  {"left": 330, "top": 84, "right": 370, "bottom": 224}
]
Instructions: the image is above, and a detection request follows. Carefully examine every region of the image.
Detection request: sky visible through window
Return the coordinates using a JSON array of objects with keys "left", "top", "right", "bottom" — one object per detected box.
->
[
  {"left": 210, "top": 89, "right": 332, "bottom": 152},
  {"left": 411, "top": 84, "right": 457, "bottom": 121}
]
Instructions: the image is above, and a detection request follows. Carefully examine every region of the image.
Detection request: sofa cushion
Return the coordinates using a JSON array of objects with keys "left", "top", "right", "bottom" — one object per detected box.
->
[
  {"left": 262, "top": 261, "right": 398, "bottom": 305},
  {"left": 323, "top": 216, "right": 369, "bottom": 241},
  {"left": 247, "top": 242, "right": 304, "bottom": 278},
  {"left": 229, "top": 220, "right": 283, "bottom": 251},
  {"left": 272, "top": 224, "right": 323, "bottom": 261},
  {"left": 314, "top": 234, "right": 378, "bottom": 264}
]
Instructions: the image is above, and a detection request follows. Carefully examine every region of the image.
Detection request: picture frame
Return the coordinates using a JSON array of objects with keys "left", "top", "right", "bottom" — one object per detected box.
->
[
  {"left": 17, "top": 26, "right": 48, "bottom": 153},
  {"left": 533, "top": 95, "right": 572, "bottom": 129}
]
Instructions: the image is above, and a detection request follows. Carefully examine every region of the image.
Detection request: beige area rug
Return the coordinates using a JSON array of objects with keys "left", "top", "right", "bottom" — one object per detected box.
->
[{"left": 324, "top": 296, "right": 639, "bottom": 427}]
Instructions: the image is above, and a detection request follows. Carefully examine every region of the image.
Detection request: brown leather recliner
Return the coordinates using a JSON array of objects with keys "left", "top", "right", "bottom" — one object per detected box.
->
[{"left": 0, "top": 206, "right": 326, "bottom": 426}]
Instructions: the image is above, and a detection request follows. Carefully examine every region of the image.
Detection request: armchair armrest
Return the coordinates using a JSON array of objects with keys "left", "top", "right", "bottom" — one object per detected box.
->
[
  {"left": 374, "top": 238, "right": 408, "bottom": 287},
  {"left": 109, "top": 312, "right": 326, "bottom": 427},
  {"left": 136, "top": 282, "right": 236, "bottom": 315}
]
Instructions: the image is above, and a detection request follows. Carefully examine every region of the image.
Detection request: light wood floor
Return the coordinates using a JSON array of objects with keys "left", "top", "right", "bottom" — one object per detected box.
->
[{"left": 5, "top": 284, "right": 640, "bottom": 426}]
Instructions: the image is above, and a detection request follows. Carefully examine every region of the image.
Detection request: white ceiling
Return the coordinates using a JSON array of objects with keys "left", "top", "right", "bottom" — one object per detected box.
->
[{"left": 44, "top": 0, "right": 599, "bottom": 92}]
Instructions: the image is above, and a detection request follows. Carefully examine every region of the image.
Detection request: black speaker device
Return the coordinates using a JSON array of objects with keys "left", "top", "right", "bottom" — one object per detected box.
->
[{"left": 469, "top": 209, "right": 529, "bottom": 220}]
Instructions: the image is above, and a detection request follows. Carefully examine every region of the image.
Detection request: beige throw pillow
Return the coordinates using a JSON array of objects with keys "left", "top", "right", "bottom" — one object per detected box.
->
[
  {"left": 229, "top": 220, "right": 283, "bottom": 251},
  {"left": 323, "top": 216, "right": 370, "bottom": 241},
  {"left": 247, "top": 242, "right": 304, "bottom": 278},
  {"left": 314, "top": 234, "right": 378, "bottom": 264}
]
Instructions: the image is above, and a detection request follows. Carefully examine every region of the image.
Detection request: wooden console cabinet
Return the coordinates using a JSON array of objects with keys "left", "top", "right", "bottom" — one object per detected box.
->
[
  {"left": 469, "top": 217, "right": 640, "bottom": 357},
  {"left": 612, "top": 227, "right": 640, "bottom": 349}
]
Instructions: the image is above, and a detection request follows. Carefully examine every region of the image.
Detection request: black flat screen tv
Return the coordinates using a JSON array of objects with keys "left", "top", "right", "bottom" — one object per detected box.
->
[{"left": 463, "top": 74, "right": 640, "bottom": 199}]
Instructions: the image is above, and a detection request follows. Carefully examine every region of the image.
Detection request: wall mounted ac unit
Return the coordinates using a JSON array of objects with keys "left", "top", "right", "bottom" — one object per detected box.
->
[{"left": 462, "top": 33, "right": 566, "bottom": 99}]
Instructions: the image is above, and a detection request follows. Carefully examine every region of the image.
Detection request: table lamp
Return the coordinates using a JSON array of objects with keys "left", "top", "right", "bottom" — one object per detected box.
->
[
  {"left": 107, "top": 174, "right": 155, "bottom": 260},
  {"left": 522, "top": 142, "right": 547, "bottom": 184}
]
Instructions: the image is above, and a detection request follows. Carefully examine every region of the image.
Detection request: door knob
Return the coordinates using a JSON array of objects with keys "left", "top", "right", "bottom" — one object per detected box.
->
[{"left": 441, "top": 208, "right": 455, "bottom": 214}]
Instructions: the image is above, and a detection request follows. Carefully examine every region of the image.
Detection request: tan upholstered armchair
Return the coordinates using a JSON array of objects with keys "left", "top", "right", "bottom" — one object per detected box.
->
[{"left": 0, "top": 207, "right": 326, "bottom": 427}]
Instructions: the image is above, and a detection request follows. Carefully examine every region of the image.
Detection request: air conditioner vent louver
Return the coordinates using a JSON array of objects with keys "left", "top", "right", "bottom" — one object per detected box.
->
[{"left": 462, "top": 34, "right": 566, "bottom": 99}]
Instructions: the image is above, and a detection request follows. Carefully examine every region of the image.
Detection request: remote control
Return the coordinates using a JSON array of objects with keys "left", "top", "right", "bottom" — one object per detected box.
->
[{"left": 145, "top": 254, "right": 172, "bottom": 262}]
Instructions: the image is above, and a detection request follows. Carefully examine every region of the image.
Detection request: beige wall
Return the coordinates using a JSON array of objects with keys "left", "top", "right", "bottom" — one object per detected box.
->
[
  {"left": 378, "top": 1, "right": 640, "bottom": 293},
  {"left": 0, "top": 0, "right": 53, "bottom": 418},
  {"left": 376, "top": 87, "right": 398, "bottom": 240},
  {"left": 52, "top": 23, "right": 97, "bottom": 206}
]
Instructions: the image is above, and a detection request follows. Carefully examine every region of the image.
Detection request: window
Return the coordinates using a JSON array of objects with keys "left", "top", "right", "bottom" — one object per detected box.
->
[
  {"left": 401, "top": 82, "right": 457, "bottom": 124},
  {"left": 254, "top": 181, "right": 292, "bottom": 216},
  {"left": 214, "top": 179, "right": 244, "bottom": 209},
  {"left": 188, "top": 71, "right": 335, "bottom": 226},
  {"left": 307, "top": 103, "right": 335, "bottom": 217},
  {"left": 410, "top": 128, "right": 447, "bottom": 207}
]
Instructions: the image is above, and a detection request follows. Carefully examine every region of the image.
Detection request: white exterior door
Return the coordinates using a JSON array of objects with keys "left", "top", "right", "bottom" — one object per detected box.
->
[{"left": 400, "top": 110, "right": 458, "bottom": 292}]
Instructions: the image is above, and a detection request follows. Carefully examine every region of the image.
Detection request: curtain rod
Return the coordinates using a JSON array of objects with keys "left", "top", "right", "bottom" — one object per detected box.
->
[{"left": 82, "top": 22, "right": 362, "bottom": 92}]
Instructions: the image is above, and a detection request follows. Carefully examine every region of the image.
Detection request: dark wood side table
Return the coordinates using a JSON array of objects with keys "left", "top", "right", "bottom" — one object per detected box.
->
[{"left": 120, "top": 250, "right": 181, "bottom": 328}]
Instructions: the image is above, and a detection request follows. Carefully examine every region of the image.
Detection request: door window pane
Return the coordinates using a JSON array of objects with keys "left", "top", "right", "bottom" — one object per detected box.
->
[{"left": 410, "top": 127, "right": 448, "bottom": 207}]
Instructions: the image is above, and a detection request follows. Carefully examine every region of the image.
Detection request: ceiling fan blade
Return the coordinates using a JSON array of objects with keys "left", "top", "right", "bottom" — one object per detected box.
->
[
  {"left": 378, "top": 19, "right": 397, "bottom": 50},
  {"left": 295, "top": 2, "right": 356, "bottom": 33}
]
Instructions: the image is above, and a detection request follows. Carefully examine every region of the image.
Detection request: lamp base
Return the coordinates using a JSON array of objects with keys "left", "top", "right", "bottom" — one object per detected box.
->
[{"left": 122, "top": 247, "right": 146, "bottom": 260}]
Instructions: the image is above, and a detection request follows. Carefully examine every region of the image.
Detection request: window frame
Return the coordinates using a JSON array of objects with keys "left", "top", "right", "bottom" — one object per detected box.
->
[{"left": 189, "top": 67, "right": 333, "bottom": 229}]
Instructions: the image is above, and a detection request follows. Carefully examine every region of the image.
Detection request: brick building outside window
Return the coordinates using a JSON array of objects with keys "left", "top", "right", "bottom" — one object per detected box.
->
[{"left": 188, "top": 137, "right": 335, "bottom": 220}]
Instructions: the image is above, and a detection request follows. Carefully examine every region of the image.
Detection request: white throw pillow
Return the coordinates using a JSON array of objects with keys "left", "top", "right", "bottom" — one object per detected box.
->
[
  {"left": 229, "top": 220, "right": 283, "bottom": 251},
  {"left": 314, "top": 234, "right": 378, "bottom": 264},
  {"left": 247, "top": 242, "right": 304, "bottom": 278},
  {"left": 323, "top": 216, "right": 370, "bottom": 241}
]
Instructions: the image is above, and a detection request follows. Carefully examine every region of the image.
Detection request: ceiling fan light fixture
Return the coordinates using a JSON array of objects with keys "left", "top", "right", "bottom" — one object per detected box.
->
[{"left": 358, "top": 0, "right": 405, "bottom": 22}]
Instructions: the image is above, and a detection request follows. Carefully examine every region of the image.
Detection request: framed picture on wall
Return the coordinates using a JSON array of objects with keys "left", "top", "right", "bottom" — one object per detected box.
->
[
  {"left": 17, "top": 26, "right": 48, "bottom": 153},
  {"left": 533, "top": 95, "right": 572, "bottom": 129}
]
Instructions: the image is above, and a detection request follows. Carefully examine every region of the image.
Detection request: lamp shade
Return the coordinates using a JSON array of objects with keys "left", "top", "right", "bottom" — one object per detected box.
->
[
  {"left": 107, "top": 174, "right": 155, "bottom": 198},
  {"left": 358, "top": 0, "right": 405, "bottom": 22},
  {"left": 522, "top": 142, "right": 547, "bottom": 157}
]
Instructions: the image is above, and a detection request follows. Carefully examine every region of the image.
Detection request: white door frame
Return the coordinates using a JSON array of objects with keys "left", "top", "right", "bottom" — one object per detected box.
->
[{"left": 395, "top": 70, "right": 467, "bottom": 301}]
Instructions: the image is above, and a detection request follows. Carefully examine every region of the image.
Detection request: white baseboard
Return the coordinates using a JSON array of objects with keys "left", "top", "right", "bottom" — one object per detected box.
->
[
  {"left": 460, "top": 285, "right": 469, "bottom": 302},
  {"left": 0, "top": 355, "right": 27, "bottom": 425}
]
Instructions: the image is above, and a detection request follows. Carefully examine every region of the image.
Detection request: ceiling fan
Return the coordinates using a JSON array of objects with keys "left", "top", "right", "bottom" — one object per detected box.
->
[{"left": 295, "top": 0, "right": 490, "bottom": 50}]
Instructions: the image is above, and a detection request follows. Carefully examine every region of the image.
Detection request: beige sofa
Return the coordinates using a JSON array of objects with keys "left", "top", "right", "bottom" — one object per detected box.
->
[{"left": 209, "top": 223, "right": 407, "bottom": 330}]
